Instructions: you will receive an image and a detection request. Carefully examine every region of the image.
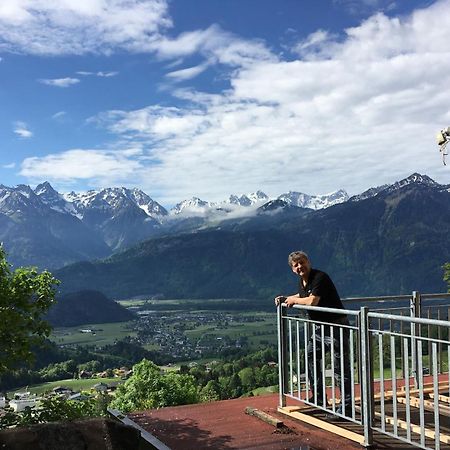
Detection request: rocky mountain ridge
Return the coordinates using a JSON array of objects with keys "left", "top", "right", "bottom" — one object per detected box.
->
[{"left": 0, "top": 172, "right": 446, "bottom": 270}]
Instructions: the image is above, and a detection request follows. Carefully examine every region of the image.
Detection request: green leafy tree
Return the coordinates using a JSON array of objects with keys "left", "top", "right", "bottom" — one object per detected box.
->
[
  {"left": 0, "top": 247, "right": 59, "bottom": 373},
  {"left": 199, "top": 380, "right": 221, "bottom": 402},
  {"left": 0, "top": 396, "right": 101, "bottom": 429},
  {"left": 444, "top": 263, "right": 450, "bottom": 292},
  {"left": 110, "top": 359, "right": 198, "bottom": 413}
]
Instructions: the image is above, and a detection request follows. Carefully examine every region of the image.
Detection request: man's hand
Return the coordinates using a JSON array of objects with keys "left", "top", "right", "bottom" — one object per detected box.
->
[
  {"left": 285, "top": 296, "right": 298, "bottom": 307},
  {"left": 274, "top": 295, "right": 287, "bottom": 306}
]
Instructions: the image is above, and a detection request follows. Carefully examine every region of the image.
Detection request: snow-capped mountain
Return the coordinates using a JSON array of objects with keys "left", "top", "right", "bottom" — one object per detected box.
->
[
  {"left": 0, "top": 172, "right": 447, "bottom": 270},
  {"left": 171, "top": 197, "right": 211, "bottom": 215},
  {"left": 350, "top": 173, "right": 448, "bottom": 202},
  {"left": 277, "top": 189, "right": 349, "bottom": 210},
  {"left": 228, "top": 191, "right": 269, "bottom": 207},
  {"left": 63, "top": 187, "right": 167, "bottom": 221},
  {"left": 35, "top": 181, "right": 78, "bottom": 215}
]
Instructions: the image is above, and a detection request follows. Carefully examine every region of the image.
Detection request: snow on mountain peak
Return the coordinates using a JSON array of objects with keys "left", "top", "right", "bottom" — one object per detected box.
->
[{"left": 277, "top": 189, "right": 348, "bottom": 210}]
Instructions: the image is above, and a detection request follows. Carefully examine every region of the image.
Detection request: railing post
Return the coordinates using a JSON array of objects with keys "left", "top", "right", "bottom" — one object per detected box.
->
[
  {"left": 411, "top": 291, "right": 421, "bottom": 388},
  {"left": 277, "top": 303, "right": 288, "bottom": 407},
  {"left": 360, "top": 306, "right": 373, "bottom": 447}
]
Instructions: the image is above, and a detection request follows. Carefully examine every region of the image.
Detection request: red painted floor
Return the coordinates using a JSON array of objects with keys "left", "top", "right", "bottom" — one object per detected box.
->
[{"left": 129, "top": 393, "right": 362, "bottom": 450}]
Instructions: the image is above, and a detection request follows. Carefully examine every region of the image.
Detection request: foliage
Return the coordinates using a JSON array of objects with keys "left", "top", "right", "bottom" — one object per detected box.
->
[
  {"left": 0, "top": 246, "right": 59, "bottom": 373},
  {"left": 0, "top": 395, "right": 107, "bottom": 429},
  {"left": 110, "top": 359, "right": 198, "bottom": 413},
  {"left": 444, "top": 263, "right": 450, "bottom": 292}
]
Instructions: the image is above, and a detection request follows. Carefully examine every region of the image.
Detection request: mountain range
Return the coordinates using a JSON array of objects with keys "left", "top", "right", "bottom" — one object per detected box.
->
[
  {"left": 0, "top": 180, "right": 349, "bottom": 268},
  {"left": 52, "top": 173, "right": 450, "bottom": 300}
]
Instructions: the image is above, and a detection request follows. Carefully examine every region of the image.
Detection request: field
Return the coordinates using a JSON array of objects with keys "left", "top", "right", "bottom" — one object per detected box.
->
[
  {"left": 8, "top": 377, "right": 119, "bottom": 397},
  {"left": 50, "top": 321, "right": 136, "bottom": 346},
  {"left": 49, "top": 299, "right": 278, "bottom": 361},
  {"left": 184, "top": 312, "right": 277, "bottom": 351}
]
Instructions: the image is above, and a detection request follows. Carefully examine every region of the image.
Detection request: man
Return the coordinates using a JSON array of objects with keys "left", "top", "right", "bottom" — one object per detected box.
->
[{"left": 275, "top": 251, "right": 352, "bottom": 416}]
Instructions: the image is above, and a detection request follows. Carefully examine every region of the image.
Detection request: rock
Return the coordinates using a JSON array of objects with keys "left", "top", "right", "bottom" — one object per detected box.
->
[{"left": 0, "top": 418, "right": 141, "bottom": 450}]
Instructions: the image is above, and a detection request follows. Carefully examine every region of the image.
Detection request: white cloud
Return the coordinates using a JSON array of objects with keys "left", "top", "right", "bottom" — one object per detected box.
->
[
  {"left": 148, "top": 24, "right": 276, "bottom": 67},
  {"left": 96, "top": 71, "right": 118, "bottom": 77},
  {"left": 20, "top": 149, "right": 143, "bottom": 185},
  {"left": 0, "top": 0, "right": 171, "bottom": 55},
  {"left": 76, "top": 70, "right": 118, "bottom": 77},
  {"left": 13, "top": 121, "right": 33, "bottom": 138},
  {"left": 89, "top": 0, "right": 450, "bottom": 204},
  {"left": 166, "top": 63, "right": 209, "bottom": 81},
  {"left": 52, "top": 111, "right": 67, "bottom": 120},
  {"left": 39, "top": 77, "right": 80, "bottom": 87},
  {"left": 2, "top": 162, "right": 15, "bottom": 169}
]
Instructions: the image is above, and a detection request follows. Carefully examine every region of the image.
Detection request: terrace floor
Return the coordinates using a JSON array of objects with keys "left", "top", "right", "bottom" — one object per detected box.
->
[{"left": 127, "top": 393, "right": 425, "bottom": 450}]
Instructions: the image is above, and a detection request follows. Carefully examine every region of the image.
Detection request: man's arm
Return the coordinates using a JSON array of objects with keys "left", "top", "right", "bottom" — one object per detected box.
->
[{"left": 275, "top": 294, "right": 320, "bottom": 307}]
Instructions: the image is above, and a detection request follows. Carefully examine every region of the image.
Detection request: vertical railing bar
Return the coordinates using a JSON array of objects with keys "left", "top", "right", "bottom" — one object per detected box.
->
[
  {"left": 321, "top": 324, "right": 326, "bottom": 409},
  {"left": 360, "top": 307, "right": 373, "bottom": 447},
  {"left": 313, "top": 325, "right": 318, "bottom": 404},
  {"left": 277, "top": 303, "right": 286, "bottom": 407},
  {"left": 411, "top": 292, "right": 418, "bottom": 389},
  {"left": 350, "top": 328, "right": 356, "bottom": 421},
  {"left": 448, "top": 344, "right": 450, "bottom": 400},
  {"left": 304, "top": 322, "right": 309, "bottom": 401},
  {"left": 340, "top": 326, "right": 345, "bottom": 416},
  {"left": 438, "top": 309, "right": 442, "bottom": 374},
  {"left": 403, "top": 337, "right": 411, "bottom": 442},
  {"left": 428, "top": 308, "right": 432, "bottom": 376},
  {"left": 296, "top": 321, "right": 301, "bottom": 399},
  {"left": 289, "top": 320, "right": 293, "bottom": 396},
  {"left": 400, "top": 311, "right": 405, "bottom": 379},
  {"left": 390, "top": 334, "right": 398, "bottom": 437},
  {"left": 379, "top": 333, "right": 385, "bottom": 432},
  {"left": 418, "top": 340, "right": 425, "bottom": 447},
  {"left": 330, "top": 325, "right": 336, "bottom": 412},
  {"left": 432, "top": 342, "right": 440, "bottom": 450}
]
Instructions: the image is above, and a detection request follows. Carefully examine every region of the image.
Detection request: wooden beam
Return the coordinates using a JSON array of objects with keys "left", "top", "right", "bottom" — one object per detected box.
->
[
  {"left": 430, "top": 393, "right": 450, "bottom": 404},
  {"left": 373, "top": 410, "right": 450, "bottom": 444},
  {"left": 245, "top": 407, "right": 284, "bottom": 428},
  {"left": 397, "top": 396, "right": 450, "bottom": 416},
  {"left": 277, "top": 406, "right": 366, "bottom": 445}
]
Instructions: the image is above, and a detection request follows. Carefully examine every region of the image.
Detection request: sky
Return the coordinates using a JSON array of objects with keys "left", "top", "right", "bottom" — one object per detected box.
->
[{"left": 1, "top": 0, "right": 449, "bottom": 206}]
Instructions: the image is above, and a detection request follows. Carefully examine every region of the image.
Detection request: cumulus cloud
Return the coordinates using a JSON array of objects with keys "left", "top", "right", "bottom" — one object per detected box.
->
[
  {"left": 39, "top": 77, "right": 80, "bottom": 87},
  {"left": 16, "top": 1, "right": 450, "bottom": 205},
  {"left": 19, "top": 149, "right": 144, "bottom": 186},
  {"left": 89, "top": 0, "right": 450, "bottom": 203},
  {"left": 0, "top": 0, "right": 171, "bottom": 55},
  {"left": 13, "top": 121, "right": 33, "bottom": 138}
]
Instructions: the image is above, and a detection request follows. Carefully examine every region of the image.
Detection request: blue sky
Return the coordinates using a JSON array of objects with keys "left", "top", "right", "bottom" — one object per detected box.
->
[{"left": 0, "top": 0, "right": 448, "bottom": 206}]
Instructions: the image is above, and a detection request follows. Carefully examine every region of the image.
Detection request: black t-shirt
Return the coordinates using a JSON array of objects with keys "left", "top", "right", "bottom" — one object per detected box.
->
[{"left": 298, "top": 268, "right": 346, "bottom": 323}]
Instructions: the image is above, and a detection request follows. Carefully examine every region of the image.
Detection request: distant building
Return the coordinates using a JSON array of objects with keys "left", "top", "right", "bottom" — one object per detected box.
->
[{"left": 9, "top": 395, "right": 38, "bottom": 412}]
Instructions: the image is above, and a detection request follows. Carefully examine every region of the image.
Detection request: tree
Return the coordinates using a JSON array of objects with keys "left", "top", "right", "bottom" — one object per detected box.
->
[
  {"left": 444, "top": 263, "right": 450, "bottom": 292},
  {"left": 0, "top": 246, "right": 59, "bottom": 373},
  {"left": 110, "top": 359, "right": 198, "bottom": 413}
]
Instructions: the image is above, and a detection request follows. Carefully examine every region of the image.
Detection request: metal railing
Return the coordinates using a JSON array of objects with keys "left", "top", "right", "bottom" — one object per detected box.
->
[{"left": 277, "top": 291, "right": 450, "bottom": 449}]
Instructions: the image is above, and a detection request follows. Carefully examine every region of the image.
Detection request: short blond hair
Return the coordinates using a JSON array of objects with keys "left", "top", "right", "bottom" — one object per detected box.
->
[{"left": 288, "top": 251, "right": 310, "bottom": 267}]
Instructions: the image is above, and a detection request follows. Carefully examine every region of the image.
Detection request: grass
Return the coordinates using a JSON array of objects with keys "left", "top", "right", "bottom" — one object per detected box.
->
[
  {"left": 247, "top": 385, "right": 278, "bottom": 396},
  {"left": 50, "top": 321, "right": 136, "bottom": 346},
  {"left": 8, "top": 377, "right": 120, "bottom": 397}
]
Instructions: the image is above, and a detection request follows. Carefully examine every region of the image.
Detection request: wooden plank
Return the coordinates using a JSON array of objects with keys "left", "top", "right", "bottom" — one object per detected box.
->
[
  {"left": 373, "top": 410, "right": 450, "bottom": 444},
  {"left": 277, "top": 406, "right": 365, "bottom": 445},
  {"left": 430, "top": 393, "right": 450, "bottom": 404},
  {"left": 245, "top": 407, "right": 284, "bottom": 428},
  {"left": 397, "top": 396, "right": 450, "bottom": 416},
  {"left": 354, "top": 382, "right": 450, "bottom": 403}
]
